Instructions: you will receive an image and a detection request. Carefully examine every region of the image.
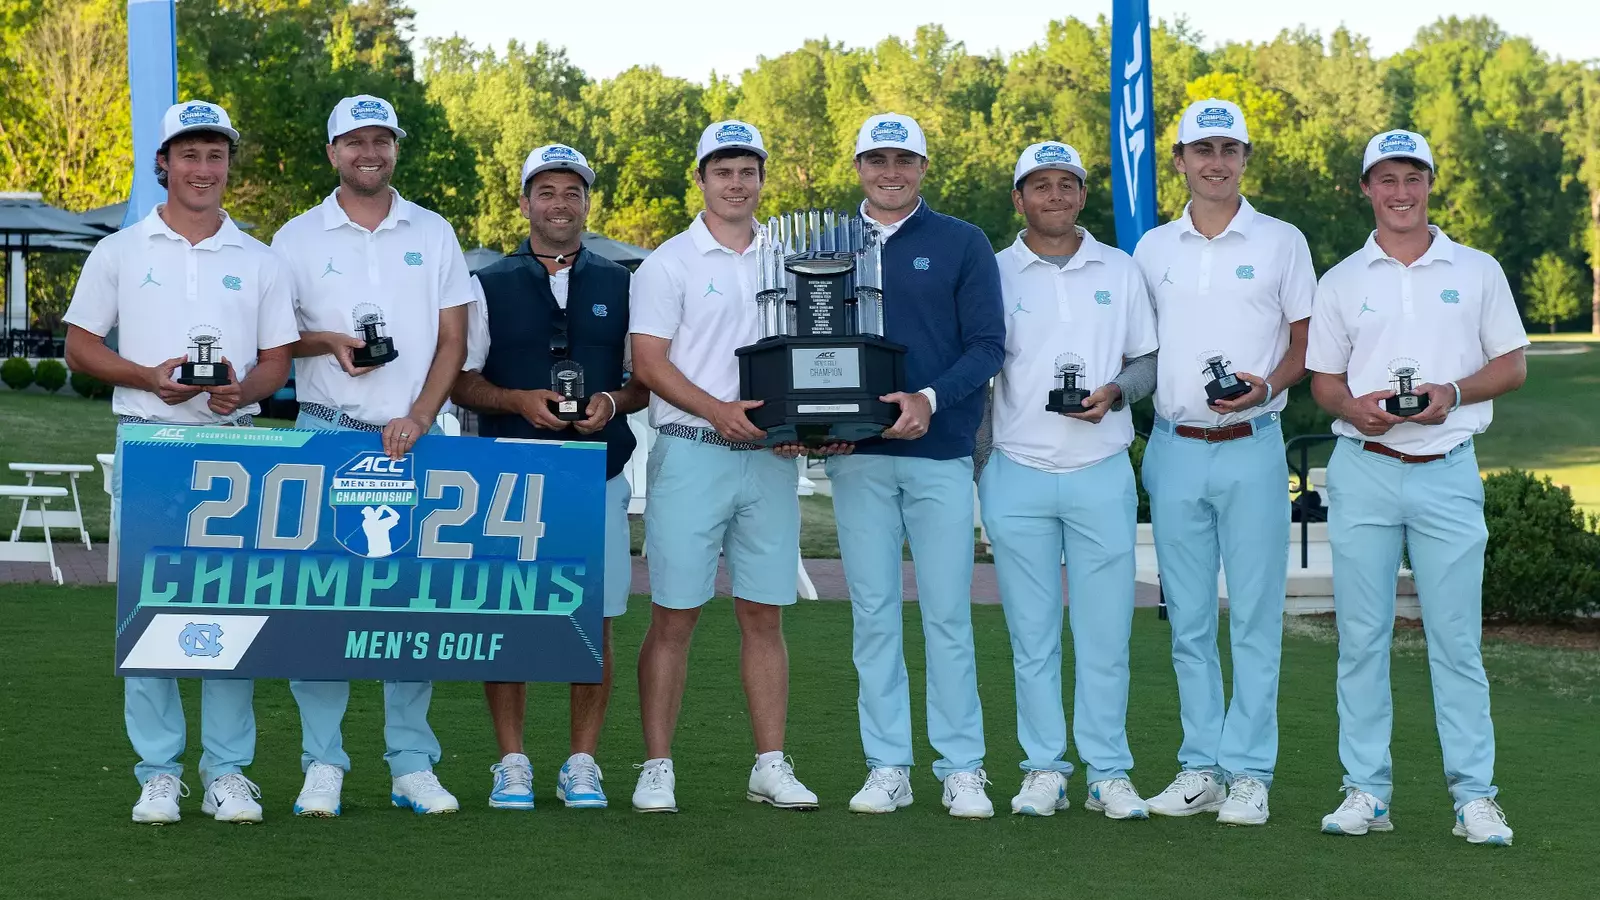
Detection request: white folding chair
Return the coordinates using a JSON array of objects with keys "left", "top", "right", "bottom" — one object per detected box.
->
[
  {"left": 1, "top": 485, "right": 70, "bottom": 584},
  {"left": 8, "top": 462, "right": 94, "bottom": 550}
]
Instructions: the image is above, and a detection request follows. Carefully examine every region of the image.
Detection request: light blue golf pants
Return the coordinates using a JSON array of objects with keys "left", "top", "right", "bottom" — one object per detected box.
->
[
  {"left": 980, "top": 450, "right": 1139, "bottom": 782},
  {"left": 1141, "top": 413, "right": 1288, "bottom": 785},
  {"left": 1326, "top": 437, "right": 1497, "bottom": 810},
  {"left": 826, "top": 453, "right": 984, "bottom": 781},
  {"left": 115, "top": 425, "right": 257, "bottom": 786},
  {"left": 289, "top": 410, "right": 440, "bottom": 777}
]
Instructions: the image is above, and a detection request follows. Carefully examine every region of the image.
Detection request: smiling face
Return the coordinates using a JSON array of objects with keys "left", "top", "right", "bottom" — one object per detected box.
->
[
  {"left": 694, "top": 150, "right": 764, "bottom": 225},
  {"left": 1173, "top": 137, "right": 1248, "bottom": 203},
  {"left": 1362, "top": 158, "right": 1433, "bottom": 235},
  {"left": 520, "top": 170, "right": 590, "bottom": 248},
  {"left": 855, "top": 148, "right": 927, "bottom": 218},
  {"left": 159, "top": 134, "right": 231, "bottom": 214},
  {"left": 1013, "top": 169, "right": 1084, "bottom": 240},
  {"left": 327, "top": 125, "right": 398, "bottom": 196}
]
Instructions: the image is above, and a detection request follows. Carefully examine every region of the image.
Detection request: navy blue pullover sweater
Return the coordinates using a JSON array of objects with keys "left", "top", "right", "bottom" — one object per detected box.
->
[{"left": 854, "top": 201, "right": 1005, "bottom": 460}]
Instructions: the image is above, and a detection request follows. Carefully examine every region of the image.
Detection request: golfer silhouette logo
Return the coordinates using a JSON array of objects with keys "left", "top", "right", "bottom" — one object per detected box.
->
[
  {"left": 330, "top": 451, "right": 418, "bottom": 557},
  {"left": 359, "top": 504, "right": 402, "bottom": 558}
]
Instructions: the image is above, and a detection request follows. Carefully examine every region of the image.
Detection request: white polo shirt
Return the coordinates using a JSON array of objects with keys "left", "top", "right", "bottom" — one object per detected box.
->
[
  {"left": 1133, "top": 197, "right": 1315, "bottom": 427},
  {"left": 63, "top": 206, "right": 298, "bottom": 424},
  {"left": 272, "top": 188, "right": 473, "bottom": 425},
  {"left": 1307, "top": 227, "right": 1528, "bottom": 455},
  {"left": 628, "top": 212, "right": 759, "bottom": 429},
  {"left": 993, "top": 229, "right": 1157, "bottom": 473}
]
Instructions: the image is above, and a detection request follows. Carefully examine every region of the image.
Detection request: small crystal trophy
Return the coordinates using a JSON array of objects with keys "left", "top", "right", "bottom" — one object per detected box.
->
[
  {"left": 177, "top": 326, "right": 231, "bottom": 386},
  {"left": 1385, "top": 358, "right": 1425, "bottom": 417},
  {"left": 1045, "top": 353, "right": 1090, "bottom": 414},
  {"left": 1201, "top": 352, "right": 1250, "bottom": 404},
  {"left": 351, "top": 303, "right": 398, "bottom": 368},
  {"left": 550, "top": 360, "right": 586, "bottom": 423}
]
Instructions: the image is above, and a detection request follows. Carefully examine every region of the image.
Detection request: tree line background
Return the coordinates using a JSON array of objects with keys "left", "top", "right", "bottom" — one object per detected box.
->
[{"left": 2, "top": 0, "right": 1597, "bottom": 333}]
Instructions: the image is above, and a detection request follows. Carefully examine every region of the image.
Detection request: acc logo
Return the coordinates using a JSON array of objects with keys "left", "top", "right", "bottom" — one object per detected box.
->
[
  {"left": 542, "top": 144, "right": 579, "bottom": 162},
  {"left": 1035, "top": 144, "right": 1073, "bottom": 164},
  {"left": 178, "top": 622, "right": 224, "bottom": 658},
  {"left": 912, "top": 257, "right": 931, "bottom": 271},
  {"left": 1094, "top": 290, "right": 1112, "bottom": 305},
  {"left": 1236, "top": 265, "right": 1256, "bottom": 280},
  {"left": 404, "top": 251, "right": 423, "bottom": 266},
  {"left": 1379, "top": 132, "right": 1417, "bottom": 154},
  {"left": 221, "top": 275, "right": 242, "bottom": 292},
  {"left": 814, "top": 351, "right": 836, "bottom": 360},
  {"left": 150, "top": 427, "right": 188, "bottom": 440},
  {"left": 1441, "top": 289, "right": 1460, "bottom": 303},
  {"left": 870, "top": 120, "right": 910, "bottom": 143},
  {"left": 715, "top": 123, "right": 754, "bottom": 144},
  {"left": 1196, "top": 106, "right": 1235, "bottom": 129},
  {"left": 330, "top": 451, "right": 418, "bottom": 559},
  {"left": 351, "top": 99, "right": 390, "bottom": 122},
  {"left": 591, "top": 303, "right": 608, "bottom": 317},
  {"left": 178, "top": 103, "right": 220, "bottom": 126}
]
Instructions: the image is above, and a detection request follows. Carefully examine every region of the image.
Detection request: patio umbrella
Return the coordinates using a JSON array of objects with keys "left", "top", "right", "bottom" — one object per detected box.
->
[{"left": 1, "top": 193, "right": 108, "bottom": 342}]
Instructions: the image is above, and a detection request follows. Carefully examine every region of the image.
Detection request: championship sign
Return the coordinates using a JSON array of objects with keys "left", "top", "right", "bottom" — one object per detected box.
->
[{"left": 113, "top": 425, "right": 607, "bottom": 682}]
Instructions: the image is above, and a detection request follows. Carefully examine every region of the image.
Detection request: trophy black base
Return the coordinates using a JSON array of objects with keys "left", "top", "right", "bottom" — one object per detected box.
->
[
  {"left": 1205, "top": 377, "right": 1251, "bottom": 404},
  {"left": 177, "top": 363, "right": 230, "bottom": 387},
  {"left": 736, "top": 334, "right": 906, "bottom": 448},
  {"left": 551, "top": 395, "right": 587, "bottom": 423},
  {"left": 1046, "top": 388, "right": 1089, "bottom": 414},
  {"left": 1385, "top": 393, "right": 1425, "bottom": 417},
  {"left": 353, "top": 339, "right": 397, "bottom": 368}
]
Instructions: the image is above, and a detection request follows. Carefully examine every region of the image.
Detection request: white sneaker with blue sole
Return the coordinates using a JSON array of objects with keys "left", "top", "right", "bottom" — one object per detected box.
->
[
  {"left": 1085, "top": 778, "right": 1149, "bottom": 819},
  {"left": 392, "top": 769, "right": 459, "bottom": 815},
  {"left": 489, "top": 753, "right": 534, "bottom": 810},
  {"left": 1321, "top": 788, "right": 1391, "bottom": 835},
  {"left": 1010, "top": 770, "right": 1069, "bottom": 817},
  {"left": 293, "top": 762, "right": 344, "bottom": 817},
  {"left": 1453, "top": 798, "right": 1513, "bottom": 846},
  {"left": 558, "top": 753, "right": 607, "bottom": 809}
]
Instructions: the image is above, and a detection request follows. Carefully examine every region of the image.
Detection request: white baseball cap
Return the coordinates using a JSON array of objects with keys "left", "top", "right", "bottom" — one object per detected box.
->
[
  {"left": 521, "top": 144, "right": 595, "bottom": 188},
  {"left": 1177, "top": 99, "right": 1249, "bottom": 145},
  {"left": 1014, "top": 142, "right": 1087, "bottom": 188},
  {"left": 327, "top": 95, "right": 407, "bottom": 143},
  {"left": 159, "top": 101, "right": 239, "bottom": 145},
  {"left": 1362, "top": 129, "right": 1435, "bottom": 175},
  {"left": 855, "top": 114, "right": 928, "bottom": 158},
  {"left": 696, "top": 120, "right": 767, "bottom": 164}
]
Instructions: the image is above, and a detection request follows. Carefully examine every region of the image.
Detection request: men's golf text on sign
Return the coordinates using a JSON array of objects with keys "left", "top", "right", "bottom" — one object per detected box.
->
[{"left": 113, "top": 426, "right": 606, "bottom": 682}]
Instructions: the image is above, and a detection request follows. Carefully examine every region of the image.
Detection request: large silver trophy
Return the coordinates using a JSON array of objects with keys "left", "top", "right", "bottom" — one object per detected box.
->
[{"left": 736, "top": 209, "right": 906, "bottom": 447}]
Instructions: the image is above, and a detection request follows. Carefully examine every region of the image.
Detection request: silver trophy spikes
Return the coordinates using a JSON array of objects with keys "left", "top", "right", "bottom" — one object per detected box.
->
[{"left": 753, "top": 208, "right": 887, "bottom": 341}]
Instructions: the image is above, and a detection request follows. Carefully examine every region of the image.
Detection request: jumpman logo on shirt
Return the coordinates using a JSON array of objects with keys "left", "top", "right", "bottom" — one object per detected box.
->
[
  {"left": 139, "top": 268, "right": 160, "bottom": 289},
  {"left": 1159, "top": 267, "right": 1174, "bottom": 287},
  {"left": 704, "top": 280, "right": 722, "bottom": 297},
  {"left": 1359, "top": 299, "right": 1376, "bottom": 317},
  {"left": 1009, "top": 299, "right": 1030, "bottom": 317},
  {"left": 322, "top": 257, "right": 343, "bottom": 278}
]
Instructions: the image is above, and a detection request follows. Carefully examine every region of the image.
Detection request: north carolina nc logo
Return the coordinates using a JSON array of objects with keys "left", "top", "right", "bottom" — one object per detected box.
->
[
  {"left": 350, "top": 99, "right": 389, "bottom": 122},
  {"left": 1094, "top": 290, "right": 1112, "bottom": 305},
  {"left": 330, "top": 451, "right": 418, "bottom": 559},
  {"left": 1379, "top": 132, "right": 1418, "bottom": 154},
  {"left": 591, "top": 303, "right": 608, "bottom": 317},
  {"left": 541, "top": 145, "right": 580, "bottom": 162},
  {"left": 912, "top": 257, "right": 930, "bottom": 270},
  {"left": 1034, "top": 144, "right": 1072, "bottom": 164},
  {"left": 178, "top": 104, "right": 220, "bottom": 126},
  {"left": 1236, "top": 265, "right": 1256, "bottom": 280},
  {"left": 221, "top": 275, "right": 242, "bottom": 292},
  {"left": 178, "top": 622, "right": 224, "bottom": 658},
  {"left": 404, "top": 251, "right": 423, "bottom": 266},
  {"left": 1196, "top": 107, "right": 1235, "bottom": 129},
  {"left": 1440, "top": 289, "right": 1460, "bottom": 304},
  {"left": 714, "top": 123, "right": 755, "bottom": 144},
  {"left": 870, "top": 120, "right": 910, "bottom": 143}
]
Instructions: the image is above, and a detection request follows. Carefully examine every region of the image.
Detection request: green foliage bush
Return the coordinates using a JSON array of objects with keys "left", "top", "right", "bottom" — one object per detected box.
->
[
  {"left": 33, "top": 358, "right": 67, "bottom": 393},
  {"left": 1481, "top": 470, "right": 1600, "bottom": 623},
  {"left": 1, "top": 357, "right": 34, "bottom": 390},
  {"left": 70, "top": 370, "right": 112, "bottom": 400}
]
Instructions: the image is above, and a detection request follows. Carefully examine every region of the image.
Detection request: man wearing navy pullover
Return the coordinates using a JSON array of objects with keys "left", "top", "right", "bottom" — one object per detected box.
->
[{"left": 833, "top": 114, "right": 1006, "bottom": 819}]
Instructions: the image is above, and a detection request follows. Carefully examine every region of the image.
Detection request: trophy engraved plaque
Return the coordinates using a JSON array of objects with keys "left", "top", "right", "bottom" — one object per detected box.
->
[
  {"left": 1385, "top": 357, "right": 1425, "bottom": 417},
  {"left": 351, "top": 303, "right": 398, "bottom": 368},
  {"left": 551, "top": 360, "right": 586, "bottom": 423},
  {"left": 736, "top": 210, "right": 906, "bottom": 447},
  {"left": 177, "top": 326, "right": 231, "bottom": 387},
  {"left": 1200, "top": 351, "right": 1251, "bottom": 404},
  {"left": 1045, "top": 352, "right": 1089, "bottom": 414}
]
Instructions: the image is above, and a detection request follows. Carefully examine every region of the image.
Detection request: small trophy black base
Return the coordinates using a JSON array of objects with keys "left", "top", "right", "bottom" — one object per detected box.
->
[
  {"left": 1205, "top": 375, "right": 1251, "bottom": 404},
  {"left": 1385, "top": 393, "right": 1425, "bottom": 417},
  {"left": 1046, "top": 388, "right": 1089, "bottom": 414},
  {"left": 737, "top": 334, "right": 906, "bottom": 448},
  {"left": 550, "top": 395, "right": 587, "bottom": 423},
  {"left": 353, "top": 338, "right": 397, "bottom": 368},
  {"left": 177, "top": 362, "right": 230, "bottom": 387}
]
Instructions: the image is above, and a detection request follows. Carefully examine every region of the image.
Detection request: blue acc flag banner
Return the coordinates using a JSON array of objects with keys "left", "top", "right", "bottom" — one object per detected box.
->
[
  {"left": 1111, "top": 0, "right": 1158, "bottom": 250},
  {"left": 113, "top": 426, "right": 606, "bottom": 683}
]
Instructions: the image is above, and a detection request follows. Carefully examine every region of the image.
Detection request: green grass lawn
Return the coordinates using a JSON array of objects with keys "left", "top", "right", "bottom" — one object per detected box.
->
[{"left": 2, "top": 587, "right": 1596, "bottom": 900}]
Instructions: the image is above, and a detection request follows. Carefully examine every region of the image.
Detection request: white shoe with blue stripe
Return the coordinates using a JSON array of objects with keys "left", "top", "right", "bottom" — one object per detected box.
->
[
  {"left": 294, "top": 762, "right": 344, "bottom": 817},
  {"left": 392, "top": 770, "right": 459, "bottom": 815},
  {"left": 1086, "top": 778, "right": 1149, "bottom": 819},
  {"left": 489, "top": 753, "right": 534, "bottom": 810},
  {"left": 1453, "top": 798, "right": 1513, "bottom": 846},
  {"left": 1010, "top": 770, "right": 1069, "bottom": 816},
  {"left": 1321, "top": 788, "right": 1392, "bottom": 835},
  {"left": 558, "top": 753, "right": 607, "bottom": 809}
]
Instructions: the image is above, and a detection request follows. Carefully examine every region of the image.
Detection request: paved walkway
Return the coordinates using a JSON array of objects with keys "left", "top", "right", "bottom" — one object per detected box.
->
[{"left": 1, "top": 546, "right": 1164, "bottom": 607}]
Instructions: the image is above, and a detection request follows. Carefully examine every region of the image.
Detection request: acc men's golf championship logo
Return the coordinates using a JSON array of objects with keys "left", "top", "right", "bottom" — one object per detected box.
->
[
  {"left": 178, "top": 103, "right": 220, "bottom": 126},
  {"left": 1035, "top": 144, "right": 1073, "bottom": 164},
  {"left": 330, "top": 451, "right": 418, "bottom": 559},
  {"left": 1196, "top": 106, "right": 1235, "bottom": 129},
  {"left": 542, "top": 145, "right": 580, "bottom": 162},
  {"left": 179, "top": 622, "right": 224, "bottom": 658},
  {"left": 351, "top": 99, "right": 389, "bottom": 122},
  {"left": 715, "top": 123, "right": 754, "bottom": 144},
  {"left": 870, "top": 120, "right": 910, "bottom": 143},
  {"left": 1379, "top": 132, "right": 1417, "bottom": 154}
]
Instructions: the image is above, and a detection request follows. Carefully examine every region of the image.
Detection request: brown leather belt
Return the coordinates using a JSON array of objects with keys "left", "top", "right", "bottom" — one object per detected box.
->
[
  {"left": 1361, "top": 442, "right": 1445, "bottom": 464},
  {"left": 1174, "top": 421, "right": 1256, "bottom": 443}
]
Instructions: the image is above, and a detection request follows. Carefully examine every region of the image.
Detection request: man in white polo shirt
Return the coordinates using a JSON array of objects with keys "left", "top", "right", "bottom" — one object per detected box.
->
[
  {"left": 1308, "top": 130, "right": 1524, "bottom": 846},
  {"left": 982, "top": 142, "right": 1157, "bottom": 819},
  {"left": 626, "top": 120, "right": 817, "bottom": 814},
  {"left": 271, "top": 94, "right": 472, "bottom": 818},
  {"left": 63, "top": 100, "right": 297, "bottom": 825},
  {"left": 1132, "top": 98, "right": 1315, "bottom": 825}
]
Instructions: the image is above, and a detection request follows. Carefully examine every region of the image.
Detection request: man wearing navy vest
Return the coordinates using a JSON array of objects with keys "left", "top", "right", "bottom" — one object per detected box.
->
[
  {"left": 451, "top": 143, "right": 646, "bottom": 811},
  {"left": 833, "top": 114, "right": 1006, "bottom": 819}
]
